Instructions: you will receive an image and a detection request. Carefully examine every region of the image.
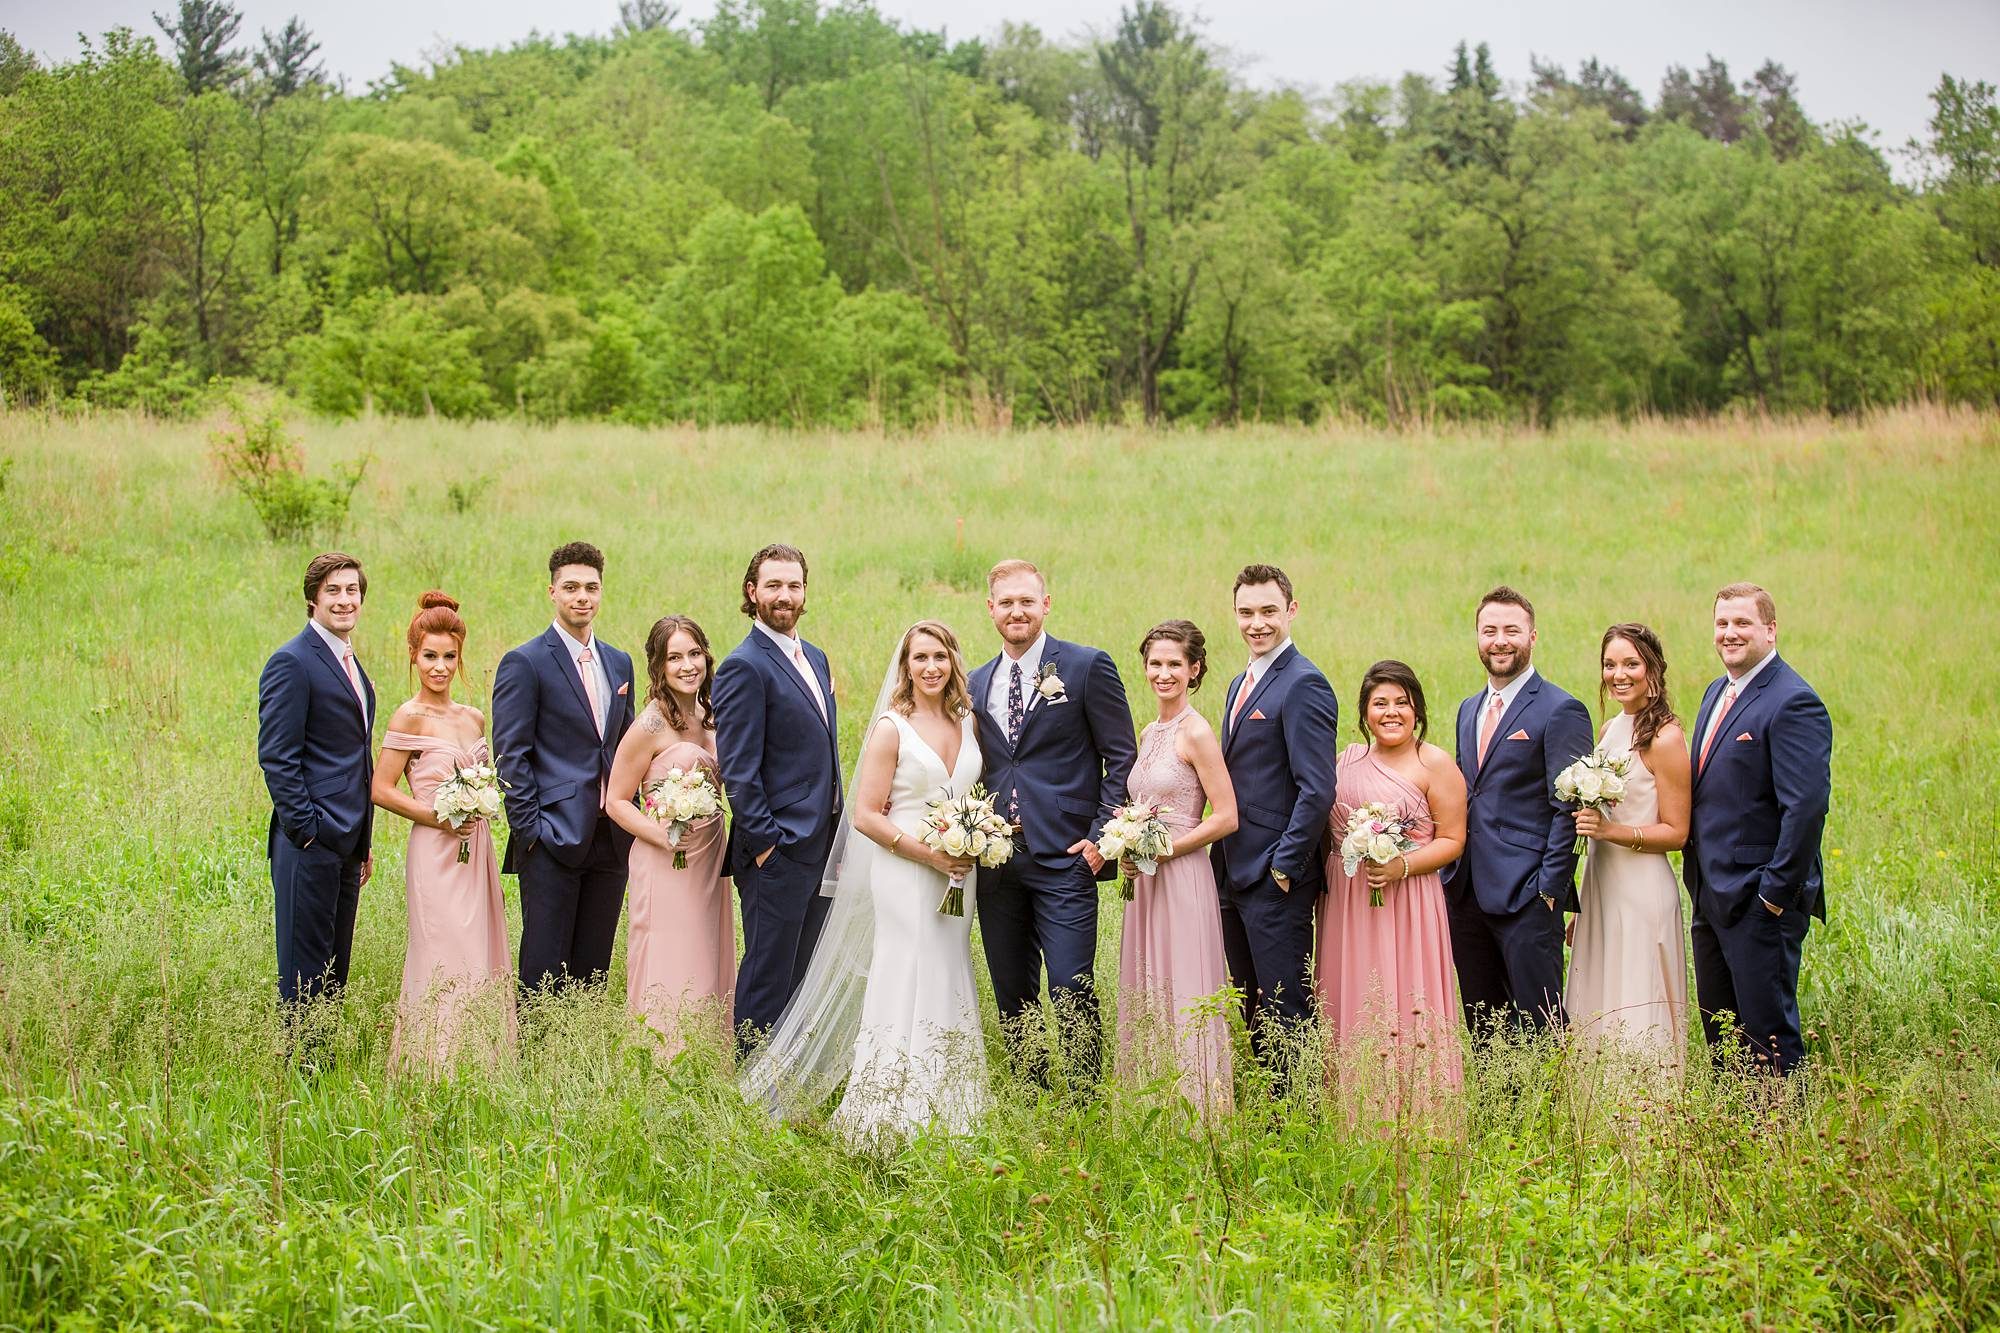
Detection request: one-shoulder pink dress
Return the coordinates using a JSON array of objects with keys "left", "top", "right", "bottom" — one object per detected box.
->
[
  {"left": 1317, "top": 743, "right": 1461, "bottom": 1113},
  {"left": 382, "top": 730, "right": 517, "bottom": 1073},
  {"left": 1116, "top": 711, "right": 1234, "bottom": 1113},
  {"left": 625, "top": 740, "right": 735, "bottom": 1057}
]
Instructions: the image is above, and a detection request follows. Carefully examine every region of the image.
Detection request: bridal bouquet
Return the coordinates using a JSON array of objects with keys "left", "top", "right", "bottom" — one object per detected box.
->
[
  {"left": 641, "top": 766, "right": 723, "bottom": 868},
  {"left": 1554, "top": 749, "right": 1634, "bottom": 854},
  {"left": 432, "top": 762, "right": 505, "bottom": 863},
  {"left": 920, "top": 783, "right": 1014, "bottom": 916},
  {"left": 1339, "top": 802, "right": 1419, "bottom": 907},
  {"left": 1098, "top": 798, "right": 1176, "bottom": 900}
]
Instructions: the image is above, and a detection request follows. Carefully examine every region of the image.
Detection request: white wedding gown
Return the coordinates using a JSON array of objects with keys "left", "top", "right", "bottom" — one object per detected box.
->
[{"left": 830, "top": 711, "right": 992, "bottom": 1145}]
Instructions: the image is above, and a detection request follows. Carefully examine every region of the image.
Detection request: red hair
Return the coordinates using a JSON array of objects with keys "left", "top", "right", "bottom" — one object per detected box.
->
[{"left": 407, "top": 590, "right": 467, "bottom": 674}]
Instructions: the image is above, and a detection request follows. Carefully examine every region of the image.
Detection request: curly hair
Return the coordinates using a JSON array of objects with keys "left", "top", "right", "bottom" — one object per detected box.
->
[
  {"left": 643, "top": 615, "right": 716, "bottom": 733},
  {"left": 739, "top": 543, "right": 809, "bottom": 617},
  {"left": 1599, "top": 622, "right": 1678, "bottom": 751}
]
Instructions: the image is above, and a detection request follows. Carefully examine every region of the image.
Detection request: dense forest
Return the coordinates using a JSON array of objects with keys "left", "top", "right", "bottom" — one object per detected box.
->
[{"left": 2, "top": 0, "right": 1997, "bottom": 427}]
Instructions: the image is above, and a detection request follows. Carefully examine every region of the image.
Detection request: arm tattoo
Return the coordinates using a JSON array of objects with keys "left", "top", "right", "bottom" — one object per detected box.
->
[{"left": 639, "top": 707, "right": 666, "bottom": 735}]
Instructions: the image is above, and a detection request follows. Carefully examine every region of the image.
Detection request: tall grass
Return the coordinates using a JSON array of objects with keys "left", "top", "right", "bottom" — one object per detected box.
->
[{"left": 0, "top": 406, "right": 1996, "bottom": 1326}]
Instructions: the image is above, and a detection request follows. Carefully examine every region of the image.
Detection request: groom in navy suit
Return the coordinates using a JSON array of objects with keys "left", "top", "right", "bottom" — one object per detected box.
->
[
  {"left": 1444, "top": 586, "right": 1594, "bottom": 1034},
  {"left": 494, "top": 542, "right": 637, "bottom": 995},
  {"left": 1685, "top": 582, "right": 1832, "bottom": 1076},
  {"left": 258, "top": 552, "right": 376, "bottom": 1011},
  {"left": 715, "top": 543, "right": 843, "bottom": 1057},
  {"left": 970, "top": 559, "right": 1135, "bottom": 1089},
  {"left": 1211, "top": 564, "right": 1339, "bottom": 1078}
]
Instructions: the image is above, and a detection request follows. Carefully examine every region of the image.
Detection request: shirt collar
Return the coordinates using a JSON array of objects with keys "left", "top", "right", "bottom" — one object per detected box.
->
[
  {"left": 552, "top": 620, "right": 595, "bottom": 660},
  {"left": 753, "top": 617, "right": 801, "bottom": 653},
  {"left": 307, "top": 617, "right": 352, "bottom": 661},
  {"left": 1725, "top": 649, "right": 1778, "bottom": 690},
  {"left": 1246, "top": 636, "right": 1293, "bottom": 681},
  {"left": 1487, "top": 664, "right": 1537, "bottom": 713},
  {"left": 1001, "top": 632, "right": 1048, "bottom": 681}
]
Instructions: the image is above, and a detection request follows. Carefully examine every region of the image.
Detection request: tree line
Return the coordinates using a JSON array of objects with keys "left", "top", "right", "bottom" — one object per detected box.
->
[{"left": 2, "top": 0, "right": 1996, "bottom": 427}]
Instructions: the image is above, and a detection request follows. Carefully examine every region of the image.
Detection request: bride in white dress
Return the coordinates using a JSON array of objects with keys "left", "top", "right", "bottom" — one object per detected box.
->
[{"left": 742, "top": 620, "right": 991, "bottom": 1145}]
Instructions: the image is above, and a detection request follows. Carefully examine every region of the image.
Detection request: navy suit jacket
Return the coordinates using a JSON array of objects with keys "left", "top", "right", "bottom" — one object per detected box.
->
[
  {"left": 257, "top": 625, "right": 376, "bottom": 860},
  {"left": 969, "top": 636, "right": 1137, "bottom": 878},
  {"left": 1684, "top": 655, "right": 1832, "bottom": 925},
  {"left": 492, "top": 626, "right": 636, "bottom": 872},
  {"left": 1210, "top": 644, "right": 1340, "bottom": 894},
  {"left": 1446, "top": 671, "right": 1594, "bottom": 915},
  {"left": 713, "top": 626, "right": 843, "bottom": 877}
]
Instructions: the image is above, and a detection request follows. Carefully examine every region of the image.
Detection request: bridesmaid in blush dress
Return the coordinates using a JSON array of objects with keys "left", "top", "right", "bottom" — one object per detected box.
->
[
  {"left": 1566, "top": 623, "right": 1691, "bottom": 1081},
  {"left": 372, "top": 592, "right": 517, "bottom": 1074},
  {"left": 1316, "top": 660, "right": 1467, "bottom": 1118},
  {"left": 607, "top": 615, "right": 735, "bottom": 1058},
  {"left": 1111, "top": 621, "right": 1238, "bottom": 1115}
]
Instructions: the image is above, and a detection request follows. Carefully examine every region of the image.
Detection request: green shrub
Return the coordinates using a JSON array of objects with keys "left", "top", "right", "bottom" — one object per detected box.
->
[{"left": 207, "top": 395, "right": 368, "bottom": 541}]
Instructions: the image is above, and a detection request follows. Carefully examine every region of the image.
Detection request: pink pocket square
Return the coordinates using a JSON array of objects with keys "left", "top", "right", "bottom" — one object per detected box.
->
[
  {"left": 1735, "top": 731, "right": 1753, "bottom": 741},
  {"left": 1506, "top": 728, "right": 1531, "bottom": 741},
  {"left": 617, "top": 681, "right": 630, "bottom": 696},
  {"left": 1249, "top": 709, "right": 1267, "bottom": 721}
]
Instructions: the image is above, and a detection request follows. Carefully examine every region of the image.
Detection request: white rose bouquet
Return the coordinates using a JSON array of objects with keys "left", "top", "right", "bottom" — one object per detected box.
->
[
  {"left": 1339, "top": 801, "right": 1419, "bottom": 907},
  {"left": 920, "top": 783, "right": 1014, "bottom": 916},
  {"left": 640, "top": 765, "right": 724, "bottom": 868},
  {"left": 1553, "top": 748, "right": 1634, "bottom": 854},
  {"left": 1098, "top": 798, "right": 1176, "bottom": 901},
  {"left": 432, "top": 762, "right": 505, "bottom": 863}
]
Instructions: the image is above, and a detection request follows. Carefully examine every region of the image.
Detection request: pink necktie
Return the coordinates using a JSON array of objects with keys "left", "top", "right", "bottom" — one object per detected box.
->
[
  {"left": 793, "top": 643, "right": 826, "bottom": 720},
  {"left": 342, "top": 649, "right": 366, "bottom": 718},
  {"left": 578, "top": 647, "right": 603, "bottom": 738},
  {"left": 1230, "top": 671, "right": 1254, "bottom": 731},
  {"left": 1476, "top": 692, "right": 1505, "bottom": 767},
  {"left": 1698, "top": 685, "right": 1738, "bottom": 772}
]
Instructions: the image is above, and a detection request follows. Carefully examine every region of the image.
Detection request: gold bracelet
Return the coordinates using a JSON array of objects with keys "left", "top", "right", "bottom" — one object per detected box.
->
[
  {"left": 889, "top": 832, "right": 904, "bottom": 853},
  {"left": 1631, "top": 830, "right": 1645, "bottom": 853}
]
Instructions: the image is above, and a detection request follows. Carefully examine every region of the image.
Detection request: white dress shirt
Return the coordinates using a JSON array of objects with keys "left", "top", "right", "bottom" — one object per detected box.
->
[
  {"left": 1480, "top": 664, "right": 1537, "bottom": 726},
  {"left": 308, "top": 617, "right": 367, "bottom": 716},
  {"left": 1699, "top": 648, "right": 1778, "bottom": 757},
  {"left": 755, "top": 617, "right": 827, "bottom": 717},
  {"left": 986, "top": 632, "right": 1048, "bottom": 735},
  {"left": 554, "top": 620, "right": 612, "bottom": 733}
]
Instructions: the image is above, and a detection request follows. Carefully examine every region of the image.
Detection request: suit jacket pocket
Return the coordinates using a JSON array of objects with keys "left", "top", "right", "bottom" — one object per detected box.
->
[
  {"left": 1239, "top": 800, "right": 1288, "bottom": 832},
  {"left": 769, "top": 778, "right": 813, "bottom": 812},
  {"left": 541, "top": 778, "right": 579, "bottom": 803},
  {"left": 308, "top": 771, "right": 354, "bottom": 796},
  {"left": 1732, "top": 843, "right": 1774, "bottom": 866},
  {"left": 1054, "top": 794, "right": 1097, "bottom": 818},
  {"left": 1490, "top": 822, "right": 1546, "bottom": 852}
]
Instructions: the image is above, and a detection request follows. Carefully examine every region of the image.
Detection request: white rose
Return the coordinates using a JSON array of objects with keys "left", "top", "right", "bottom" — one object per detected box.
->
[
  {"left": 941, "top": 825, "right": 970, "bottom": 857},
  {"left": 1368, "top": 833, "right": 1399, "bottom": 863},
  {"left": 1099, "top": 833, "right": 1127, "bottom": 860},
  {"left": 969, "top": 830, "right": 989, "bottom": 857},
  {"left": 1575, "top": 772, "right": 1603, "bottom": 804},
  {"left": 1037, "top": 671, "right": 1065, "bottom": 699}
]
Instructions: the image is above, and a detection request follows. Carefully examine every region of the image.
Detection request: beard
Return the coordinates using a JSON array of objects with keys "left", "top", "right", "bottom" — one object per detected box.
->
[
  {"left": 1479, "top": 644, "right": 1530, "bottom": 680},
  {"left": 758, "top": 598, "right": 805, "bottom": 632}
]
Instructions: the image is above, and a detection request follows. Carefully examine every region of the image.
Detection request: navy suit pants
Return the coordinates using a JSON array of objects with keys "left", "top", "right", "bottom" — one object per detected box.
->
[
  {"left": 734, "top": 844, "right": 835, "bottom": 1057},
  {"left": 1216, "top": 871, "right": 1318, "bottom": 1082},
  {"left": 1691, "top": 899, "right": 1808, "bottom": 1075},
  {"left": 518, "top": 817, "right": 628, "bottom": 995},
  {"left": 978, "top": 853, "right": 1102, "bottom": 1087},
  {"left": 1446, "top": 884, "right": 1566, "bottom": 1035},
  {"left": 272, "top": 835, "right": 365, "bottom": 1006}
]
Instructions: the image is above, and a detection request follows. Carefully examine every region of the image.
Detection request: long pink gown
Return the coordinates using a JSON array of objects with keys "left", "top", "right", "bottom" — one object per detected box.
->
[
  {"left": 1317, "top": 743, "right": 1462, "bottom": 1115},
  {"left": 1116, "top": 711, "right": 1234, "bottom": 1114},
  {"left": 625, "top": 740, "right": 735, "bottom": 1057},
  {"left": 383, "top": 730, "right": 516, "bottom": 1073}
]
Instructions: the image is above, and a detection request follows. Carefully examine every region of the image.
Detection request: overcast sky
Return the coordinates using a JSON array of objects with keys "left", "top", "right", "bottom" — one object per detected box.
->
[{"left": 11, "top": 0, "right": 1998, "bottom": 159}]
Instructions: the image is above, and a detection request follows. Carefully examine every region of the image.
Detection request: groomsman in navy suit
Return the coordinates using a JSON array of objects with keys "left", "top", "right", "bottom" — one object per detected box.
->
[
  {"left": 1211, "top": 564, "right": 1339, "bottom": 1078},
  {"left": 494, "top": 541, "right": 637, "bottom": 995},
  {"left": 715, "top": 543, "right": 843, "bottom": 1057},
  {"left": 258, "top": 552, "right": 376, "bottom": 1011},
  {"left": 971, "top": 559, "right": 1136, "bottom": 1089},
  {"left": 1444, "top": 586, "right": 1593, "bottom": 1034},
  {"left": 1684, "top": 582, "right": 1831, "bottom": 1076}
]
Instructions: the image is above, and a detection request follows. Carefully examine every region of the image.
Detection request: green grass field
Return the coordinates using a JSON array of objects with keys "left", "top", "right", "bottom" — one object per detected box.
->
[{"left": 1, "top": 407, "right": 1997, "bottom": 1328}]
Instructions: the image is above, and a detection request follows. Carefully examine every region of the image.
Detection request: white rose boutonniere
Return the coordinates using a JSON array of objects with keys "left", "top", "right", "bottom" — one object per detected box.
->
[{"left": 1032, "top": 659, "right": 1067, "bottom": 706}]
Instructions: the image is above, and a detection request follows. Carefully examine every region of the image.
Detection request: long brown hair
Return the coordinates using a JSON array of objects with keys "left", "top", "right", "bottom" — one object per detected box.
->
[
  {"left": 407, "top": 590, "right": 466, "bottom": 684},
  {"left": 1599, "top": 622, "right": 1677, "bottom": 750},
  {"left": 889, "top": 620, "right": 972, "bottom": 719},
  {"left": 644, "top": 614, "right": 715, "bottom": 732}
]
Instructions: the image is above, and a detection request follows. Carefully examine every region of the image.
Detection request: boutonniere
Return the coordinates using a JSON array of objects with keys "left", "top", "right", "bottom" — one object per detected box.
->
[{"left": 1032, "top": 659, "right": 1067, "bottom": 706}]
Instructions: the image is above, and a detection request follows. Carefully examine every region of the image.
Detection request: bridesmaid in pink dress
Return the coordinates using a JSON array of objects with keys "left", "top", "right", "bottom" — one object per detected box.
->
[
  {"left": 371, "top": 592, "right": 517, "bottom": 1074},
  {"left": 607, "top": 615, "right": 734, "bottom": 1058},
  {"left": 1316, "top": 660, "right": 1467, "bottom": 1117},
  {"left": 1111, "top": 620, "right": 1239, "bottom": 1115}
]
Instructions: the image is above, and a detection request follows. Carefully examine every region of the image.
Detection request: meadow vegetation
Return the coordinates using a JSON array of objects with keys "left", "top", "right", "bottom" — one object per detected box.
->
[{"left": 0, "top": 406, "right": 1996, "bottom": 1327}]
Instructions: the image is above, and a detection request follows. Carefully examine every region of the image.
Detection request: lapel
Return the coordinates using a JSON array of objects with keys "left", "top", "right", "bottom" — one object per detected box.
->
[
  {"left": 753, "top": 627, "right": 831, "bottom": 733},
  {"left": 1013, "top": 637, "right": 1066, "bottom": 751},
  {"left": 1457, "top": 694, "right": 1477, "bottom": 776},
  {"left": 1694, "top": 658, "right": 1780, "bottom": 788},
  {"left": 1473, "top": 674, "right": 1542, "bottom": 792},
  {"left": 969, "top": 656, "right": 1005, "bottom": 753},
  {"left": 301, "top": 626, "right": 367, "bottom": 726},
  {"left": 1224, "top": 646, "right": 1294, "bottom": 755},
  {"left": 1223, "top": 672, "right": 1249, "bottom": 751},
  {"left": 543, "top": 626, "right": 598, "bottom": 731}
]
